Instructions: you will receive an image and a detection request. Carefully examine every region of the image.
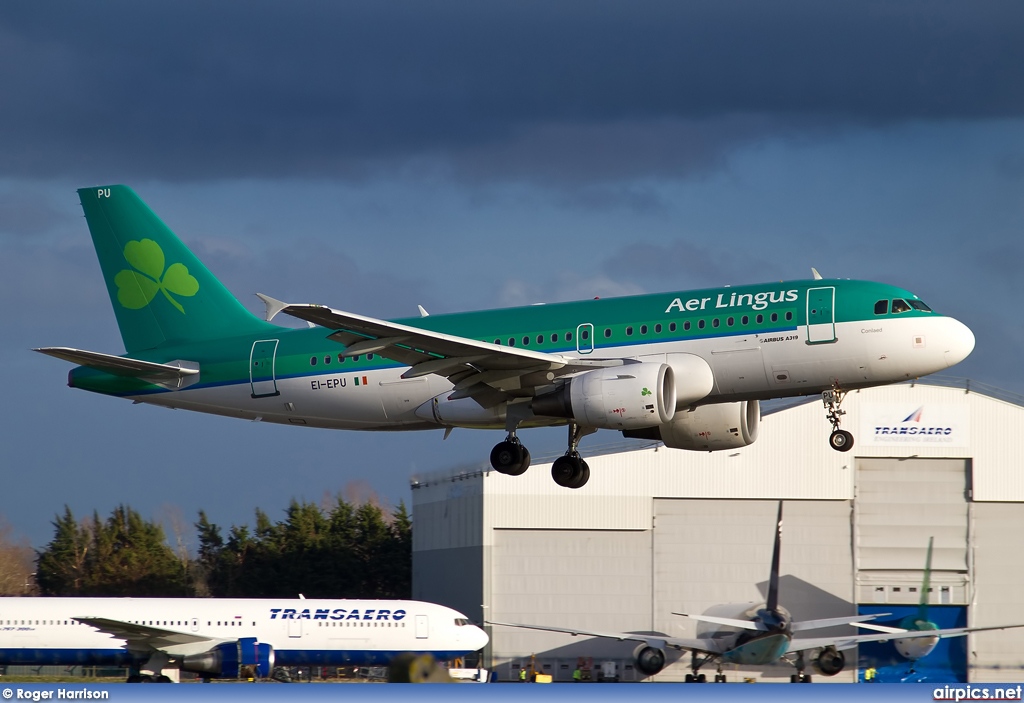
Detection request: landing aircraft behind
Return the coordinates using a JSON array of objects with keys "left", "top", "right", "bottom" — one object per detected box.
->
[
  {"left": 37, "top": 186, "right": 976, "bottom": 488},
  {"left": 488, "top": 504, "right": 1024, "bottom": 682},
  {"left": 0, "top": 597, "right": 487, "bottom": 682}
]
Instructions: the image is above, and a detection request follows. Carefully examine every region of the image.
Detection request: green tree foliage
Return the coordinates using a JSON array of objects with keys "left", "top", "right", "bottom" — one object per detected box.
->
[
  {"left": 197, "top": 496, "right": 412, "bottom": 599},
  {"left": 36, "top": 505, "right": 188, "bottom": 596},
  {"left": 34, "top": 496, "right": 412, "bottom": 599}
]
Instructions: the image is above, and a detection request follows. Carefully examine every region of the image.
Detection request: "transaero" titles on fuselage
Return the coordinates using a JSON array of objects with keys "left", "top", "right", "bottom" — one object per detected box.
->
[{"left": 269, "top": 607, "right": 407, "bottom": 621}]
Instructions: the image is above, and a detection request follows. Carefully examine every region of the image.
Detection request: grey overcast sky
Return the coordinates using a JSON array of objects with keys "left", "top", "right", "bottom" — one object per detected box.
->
[{"left": 2, "top": 1, "right": 1023, "bottom": 548}]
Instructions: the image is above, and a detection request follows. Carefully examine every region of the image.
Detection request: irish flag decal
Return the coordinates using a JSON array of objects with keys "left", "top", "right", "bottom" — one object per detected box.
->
[{"left": 354, "top": 375, "right": 368, "bottom": 386}]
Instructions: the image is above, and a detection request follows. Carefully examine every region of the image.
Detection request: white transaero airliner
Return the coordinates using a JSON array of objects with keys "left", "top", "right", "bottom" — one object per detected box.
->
[
  {"left": 0, "top": 598, "right": 487, "bottom": 682},
  {"left": 37, "top": 186, "right": 976, "bottom": 488},
  {"left": 489, "top": 504, "right": 1024, "bottom": 683}
]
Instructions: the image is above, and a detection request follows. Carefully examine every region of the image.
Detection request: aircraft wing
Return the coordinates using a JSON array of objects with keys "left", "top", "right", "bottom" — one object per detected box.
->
[
  {"left": 261, "top": 296, "right": 624, "bottom": 405},
  {"left": 486, "top": 620, "right": 724, "bottom": 656},
  {"left": 787, "top": 622, "right": 1024, "bottom": 654},
  {"left": 75, "top": 617, "right": 217, "bottom": 653}
]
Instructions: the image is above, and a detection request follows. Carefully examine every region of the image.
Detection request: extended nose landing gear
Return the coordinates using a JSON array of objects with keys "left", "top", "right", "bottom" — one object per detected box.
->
[
  {"left": 490, "top": 431, "right": 531, "bottom": 476},
  {"left": 823, "top": 383, "right": 854, "bottom": 452}
]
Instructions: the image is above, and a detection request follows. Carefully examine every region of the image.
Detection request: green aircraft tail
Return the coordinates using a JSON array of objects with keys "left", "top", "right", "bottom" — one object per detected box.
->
[{"left": 78, "top": 185, "right": 276, "bottom": 353}]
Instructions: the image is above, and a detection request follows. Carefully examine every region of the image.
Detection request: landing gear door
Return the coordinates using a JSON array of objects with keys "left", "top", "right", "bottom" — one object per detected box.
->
[
  {"left": 806, "top": 287, "right": 836, "bottom": 345},
  {"left": 250, "top": 340, "right": 280, "bottom": 398}
]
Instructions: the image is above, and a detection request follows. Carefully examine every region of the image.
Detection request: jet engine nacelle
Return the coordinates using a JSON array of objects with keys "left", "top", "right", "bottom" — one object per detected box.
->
[
  {"left": 812, "top": 646, "right": 845, "bottom": 677},
  {"left": 632, "top": 643, "right": 667, "bottom": 676},
  {"left": 623, "top": 400, "right": 760, "bottom": 451},
  {"left": 533, "top": 362, "right": 676, "bottom": 430},
  {"left": 182, "top": 638, "right": 275, "bottom": 679}
]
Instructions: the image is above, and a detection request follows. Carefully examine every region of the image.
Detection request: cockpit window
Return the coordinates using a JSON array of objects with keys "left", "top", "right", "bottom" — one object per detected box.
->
[
  {"left": 891, "top": 299, "right": 911, "bottom": 314},
  {"left": 909, "top": 299, "right": 932, "bottom": 312},
  {"left": 874, "top": 300, "right": 888, "bottom": 315},
  {"left": 454, "top": 618, "right": 471, "bottom": 626}
]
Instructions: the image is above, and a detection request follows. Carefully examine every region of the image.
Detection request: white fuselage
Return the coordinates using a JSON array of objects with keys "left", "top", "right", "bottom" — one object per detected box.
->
[
  {"left": 133, "top": 315, "right": 974, "bottom": 432},
  {"left": 0, "top": 598, "right": 488, "bottom": 669}
]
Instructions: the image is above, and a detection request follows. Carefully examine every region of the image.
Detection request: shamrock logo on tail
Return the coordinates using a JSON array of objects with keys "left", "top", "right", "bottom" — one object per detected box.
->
[{"left": 114, "top": 239, "right": 199, "bottom": 314}]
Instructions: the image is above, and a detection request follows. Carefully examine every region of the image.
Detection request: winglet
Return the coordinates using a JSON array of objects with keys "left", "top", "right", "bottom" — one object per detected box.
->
[
  {"left": 766, "top": 502, "right": 783, "bottom": 612},
  {"left": 811, "top": 267, "right": 823, "bottom": 280},
  {"left": 256, "top": 293, "right": 289, "bottom": 322}
]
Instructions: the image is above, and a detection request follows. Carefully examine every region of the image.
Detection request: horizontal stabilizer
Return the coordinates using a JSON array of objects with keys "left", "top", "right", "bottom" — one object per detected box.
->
[
  {"left": 35, "top": 347, "right": 199, "bottom": 388},
  {"left": 672, "top": 612, "right": 766, "bottom": 631},
  {"left": 791, "top": 613, "right": 890, "bottom": 632}
]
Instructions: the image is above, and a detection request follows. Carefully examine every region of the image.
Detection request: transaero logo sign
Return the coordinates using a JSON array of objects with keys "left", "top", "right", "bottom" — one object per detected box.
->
[{"left": 860, "top": 403, "right": 969, "bottom": 447}]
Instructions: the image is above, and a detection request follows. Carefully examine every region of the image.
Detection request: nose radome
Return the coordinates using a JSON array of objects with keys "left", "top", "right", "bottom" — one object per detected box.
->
[
  {"left": 943, "top": 317, "right": 975, "bottom": 368},
  {"left": 471, "top": 624, "right": 490, "bottom": 651}
]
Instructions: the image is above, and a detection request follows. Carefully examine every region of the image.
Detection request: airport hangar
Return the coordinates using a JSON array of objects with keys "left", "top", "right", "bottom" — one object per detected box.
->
[{"left": 410, "top": 377, "right": 1024, "bottom": 683}]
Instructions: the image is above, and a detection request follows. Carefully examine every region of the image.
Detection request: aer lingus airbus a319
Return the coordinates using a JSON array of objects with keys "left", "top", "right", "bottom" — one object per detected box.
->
[{"left": 37, "top": 186, "right": 975, "bottom": 488}]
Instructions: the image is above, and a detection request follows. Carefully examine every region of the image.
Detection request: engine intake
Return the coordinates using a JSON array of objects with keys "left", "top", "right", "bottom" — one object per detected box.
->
[
  {"left": 533, "top": 362, "right": 676, "bottom": 430},
  {"left": 813, "top": 646, "right": 845, "bottom": 677},
  {"left": 623, "top": 400, "right": 759, "bottom": 451},
  {"left": 632, "top": 644, "right": 667, "bottom": 676}
]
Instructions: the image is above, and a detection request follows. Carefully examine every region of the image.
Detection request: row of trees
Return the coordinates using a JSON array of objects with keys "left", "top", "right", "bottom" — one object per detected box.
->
[{"left": 28, "top": 497, "right": 410, "bottom": 599}]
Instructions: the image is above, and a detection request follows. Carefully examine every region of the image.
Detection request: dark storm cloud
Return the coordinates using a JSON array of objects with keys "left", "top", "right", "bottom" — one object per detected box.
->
[{"left": 2, "top": 0, "right": 1022, "bottom": 183}]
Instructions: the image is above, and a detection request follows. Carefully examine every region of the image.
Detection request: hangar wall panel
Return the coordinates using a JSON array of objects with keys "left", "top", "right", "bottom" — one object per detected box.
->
[
  {"left": 412, "top": 545, "right": 484, "bottom": 627},
  {"left": 855, "top": 458, "right": 969, "bottom": 604},
  {"left": 969, "top": 502, "right": 1024, "bottom": 682}
]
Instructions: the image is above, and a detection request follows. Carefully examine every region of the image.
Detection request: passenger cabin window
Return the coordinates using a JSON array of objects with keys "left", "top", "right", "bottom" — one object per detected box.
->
[
  {"left": 891, "top": 299, "right": 912, "bottom": 313},
  {"left": 874, "top": 299, "right": 888, "bottom": 315},
  {"left": 604, "top": 328, "right": 611, "bottom": 338},
  {"left": 670, "top": 322, "right": 677, "bottom": 332},
  {"left": 640, "top": 325, "right": 648, "bottom": 334},
  {"left": 626, "top": 326, "right": 633, "bottom": 336},
  {"left": 655, "top": 324, "right": 662, "bottom": 333},
  {"left": 580, "top": 329, "right": 589, "bottom": 340}
]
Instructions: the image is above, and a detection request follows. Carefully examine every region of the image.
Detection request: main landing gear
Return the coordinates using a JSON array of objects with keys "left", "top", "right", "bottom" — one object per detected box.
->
[
  {"left": 683, "top": 656, "right": 726, "bottom": 683},
  {"left": 490, "top": 431, "right": 531, "bottom": 476},
  {"left": 789, "top": 652, "right": 813, "bottom": 683},
  {"left": 823, "top": 382, "right": 854, "bottom": 452},
  {"left": 550, "top": 424, "right": 595, "bottom": 489},
  {"left": 489, "top": 423, "right": 596, "bottom": 489}
]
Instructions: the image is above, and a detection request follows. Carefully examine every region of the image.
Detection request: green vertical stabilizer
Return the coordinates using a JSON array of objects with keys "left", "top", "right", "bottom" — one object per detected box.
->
[{"left": 78, "top": 186, "right": 275, "bottom": 353}]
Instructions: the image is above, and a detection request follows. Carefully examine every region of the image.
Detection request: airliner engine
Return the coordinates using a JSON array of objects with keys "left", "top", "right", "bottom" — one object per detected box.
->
[
  {"left": 812, "top": 646, "right": 845, "bottom": 676},
  {"left": 182, "top": 638, "right": 275, "bottom": 679},
  {"left": 533, "top": 362, "right": 676, "bottom": 429},
  {"left": 632, "top": 643, "right": 667, "bottom": 676},
  {"left": 622, "top": 400, "right": 760, "bottom": 451}
]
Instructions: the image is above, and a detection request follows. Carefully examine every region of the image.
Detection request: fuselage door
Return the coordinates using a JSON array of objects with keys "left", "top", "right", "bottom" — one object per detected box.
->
[
  {"left": 805, "top": 287, "right": 836, "bottom": 345},
  {"left": 288, "top": 618, "right": 302, "bottom": 638},
  {"left": 576, "top": 323, "right": 595, "bottom": 355},
  {"left": 250, "top": 339, "right": 280, "bottom": 398},
  {"left": 415, "top": 614, "right": 429, "bottom": 639}
]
